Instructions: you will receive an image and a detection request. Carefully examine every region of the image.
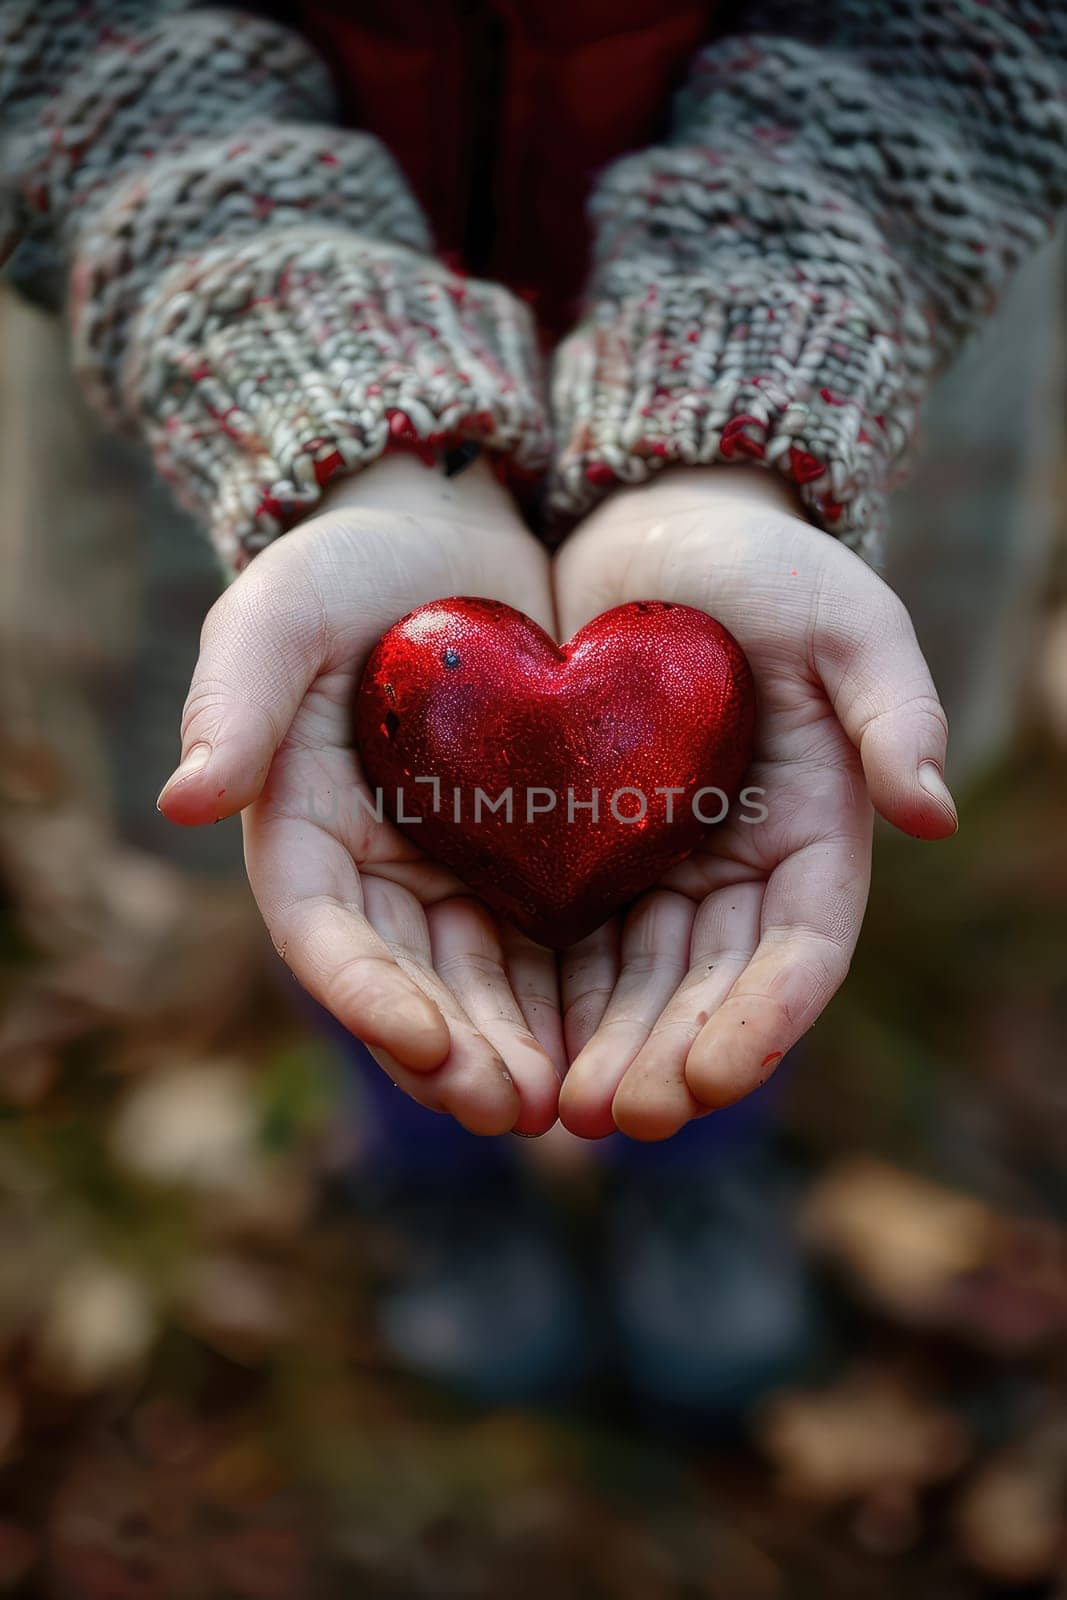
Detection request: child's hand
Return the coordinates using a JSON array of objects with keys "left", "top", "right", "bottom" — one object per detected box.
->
[
  {"left": 554, "top": 466, "right": 956, "bottom": 1141},
  {"left": 158, "top": 456, "right": 563, "bottom": 1136}
]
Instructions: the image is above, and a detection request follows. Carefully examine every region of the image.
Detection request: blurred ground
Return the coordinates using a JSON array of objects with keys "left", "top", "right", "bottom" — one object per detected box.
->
[{"left": 0, "top": 236, "right": 1065, "bottom": 1599}]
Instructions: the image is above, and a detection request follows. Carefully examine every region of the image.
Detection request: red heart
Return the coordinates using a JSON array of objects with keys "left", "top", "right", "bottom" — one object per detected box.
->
[{"left": 355, "top": 598, "right": 756, "bottom": 949}]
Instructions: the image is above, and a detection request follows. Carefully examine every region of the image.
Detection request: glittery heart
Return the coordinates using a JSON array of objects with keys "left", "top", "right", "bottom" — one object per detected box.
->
[{"left": 355, "top": 598, "right": 756, "bottom": 949}]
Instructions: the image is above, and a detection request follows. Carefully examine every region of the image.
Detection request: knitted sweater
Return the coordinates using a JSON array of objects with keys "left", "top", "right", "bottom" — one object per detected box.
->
[{"left": 1, "top": 2, "right": 1064, "bottom": 571}]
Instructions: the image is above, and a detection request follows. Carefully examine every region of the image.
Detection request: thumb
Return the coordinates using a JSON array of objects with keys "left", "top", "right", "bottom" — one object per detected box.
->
[
  {"left": 816, "top": 583, "right": 957, "bottom": 841},
  {"left": 158, "top": 545, "right": 327, "bottom": 825}
]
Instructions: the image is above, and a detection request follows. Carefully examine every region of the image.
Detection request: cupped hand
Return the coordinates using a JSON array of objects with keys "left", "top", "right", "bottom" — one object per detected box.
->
[
  {"left": 554, "top": 466, "right": 957, "bottom": 1142},
  {"left": 157, "top": 456, "right": 563, "bottom": 1136}
]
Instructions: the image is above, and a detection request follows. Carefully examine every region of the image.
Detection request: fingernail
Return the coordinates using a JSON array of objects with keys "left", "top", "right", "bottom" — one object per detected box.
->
[
  {"left": 157, "top": 742, "right": 211, "bottom": 808},
  {"left": 917, "top": 761, "right": 958, "bottom": 829}
]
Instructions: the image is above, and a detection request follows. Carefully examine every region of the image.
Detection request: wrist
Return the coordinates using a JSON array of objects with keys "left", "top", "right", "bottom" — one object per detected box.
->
[
  {"left": 622, "top": 465, "right": 806, "bottom": 519},
  {"left": 654, "top": 465, "right": 808, "bottom": 521},
  {"left": 318, "top": 451, "right": 522, "bottom": 531},
  {"left": 585, "top": 464, "right": 809, "bottom": 538}
]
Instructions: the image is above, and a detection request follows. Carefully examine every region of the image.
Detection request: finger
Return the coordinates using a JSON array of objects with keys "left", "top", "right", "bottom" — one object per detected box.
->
[
  {"left": 363, "top": 1034, "right": 519, "bottom": 1139},
  {"left": 501, "top": 925, "right": 567, "bottom": 1079},
  {"left": 559, "top": 892, "right": 693, "bottom": 1139},
  {"left": 158, "top": 540, "right": 328, "bottom": 825},
  {"left": 360, "top": 880, "right": 520, "bottom": 1136},
  {"left": 611, "top": 881, "right": 762, "bottom": 1142},
  {"left": 242, "top": 805, "right": 454, "bottom": 1072},
  {"left": 685, "top": 806, "right": 872, "bottom": 1111},
  {"left": 560, "top": 921, "right": 620, "bottom": 1062},
  {"left": 814, "top": 578, "right": 956, "bottom": 840},
  {"left": 428, "top": 899, "right": 562, "bottom": 1136}
]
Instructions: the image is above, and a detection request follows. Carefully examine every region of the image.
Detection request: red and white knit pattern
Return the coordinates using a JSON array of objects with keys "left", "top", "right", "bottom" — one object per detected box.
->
[
  {"left": 71, "top": 125, "right": 433, "bottom": 425},
  {"left": 1, "top": 1, "right": 549, "bottom": 568},
  {"left": 126, "top": 229, "right": 550, "bottom": 568},
  {"left": 2, "top": 0, "right": 1066, "bottom": 567},
  {"left": 3, "top": 8, "right": 331, "bottom": 277},
  {"left": 549, "top": 0, "right": 1067, "bottom": 558}
]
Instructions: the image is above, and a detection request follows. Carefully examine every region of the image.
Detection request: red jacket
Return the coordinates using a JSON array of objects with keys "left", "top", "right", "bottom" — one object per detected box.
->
[{"left": 295, "top": 0, "right": 716, "bottom": 334}]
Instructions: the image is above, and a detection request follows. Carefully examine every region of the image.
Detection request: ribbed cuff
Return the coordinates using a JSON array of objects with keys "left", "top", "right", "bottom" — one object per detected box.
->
[
  {"left": 549, "top": 275, "right": 925, "bottom": 562},
  {"left": 124, "top": 229, "right": 551, "bottom": 570}
]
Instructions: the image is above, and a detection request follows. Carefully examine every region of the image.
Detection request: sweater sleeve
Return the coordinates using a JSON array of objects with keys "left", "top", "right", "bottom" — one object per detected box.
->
[
  {"left": 547, "top": 0, "right": 1066, "bottom": 561},
  {"left": 0, "top": 3, "right": 549, "bottom": 570}
]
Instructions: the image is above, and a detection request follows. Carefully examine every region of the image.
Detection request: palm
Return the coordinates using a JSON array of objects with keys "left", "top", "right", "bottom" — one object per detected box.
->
[
  {"left": 249, "top": 654, "right": 564, "bottom": 1135},
  {"left": 554, "top": 473, "right": 950, "bottom": 1140},
  {"left": 166, "top": 464, "right": 565, "bottom": 1137}
]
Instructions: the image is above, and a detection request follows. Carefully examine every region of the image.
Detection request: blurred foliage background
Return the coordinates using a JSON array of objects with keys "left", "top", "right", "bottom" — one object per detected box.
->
[{"left": 0, "top": 233, "right": 1064, "bottom": 1599}]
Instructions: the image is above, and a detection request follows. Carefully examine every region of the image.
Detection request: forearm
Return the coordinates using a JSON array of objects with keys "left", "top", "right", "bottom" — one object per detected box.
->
[
  {"left": 1, "top": 2, "right": 549, "bottom": 571},
  {"left": 550, "top": 0, "right": 1067, "bottom": 560}
]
